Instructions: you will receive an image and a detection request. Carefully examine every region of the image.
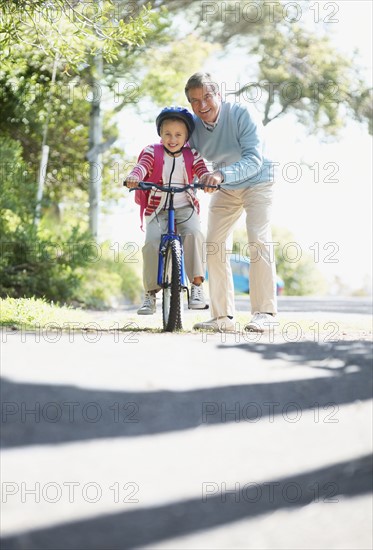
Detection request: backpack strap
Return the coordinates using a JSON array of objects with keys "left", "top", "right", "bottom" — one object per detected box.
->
[
  {"left": 135, "top": 143, "right": 164, "bottom": 230},
  {"left": 147, "top": 143, "right": 164, "bottom": 184},
  {"left": 182, "top": 147, "right": 194, "bottom": 183}
]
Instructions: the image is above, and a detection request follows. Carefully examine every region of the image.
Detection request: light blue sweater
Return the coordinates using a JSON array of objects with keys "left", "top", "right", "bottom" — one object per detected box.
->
[{"left": 189, "top": 101, "right": 274, "bottom": 188}]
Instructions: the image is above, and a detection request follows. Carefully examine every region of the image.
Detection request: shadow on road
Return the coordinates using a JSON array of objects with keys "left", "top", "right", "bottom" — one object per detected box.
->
[
  {"left": 1, "top": 454, "right": 372, "bottom": 549},
  {"left": 1, "top": 340, "right": 372, "bottom": 448},
  {"left": 1, "top": 339, "right": 372, "bottom": 549}
]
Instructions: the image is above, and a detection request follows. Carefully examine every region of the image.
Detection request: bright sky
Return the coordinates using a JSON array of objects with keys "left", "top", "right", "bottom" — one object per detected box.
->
[{"left": 102, "top": 0, "right": 372, "bottom": 294}]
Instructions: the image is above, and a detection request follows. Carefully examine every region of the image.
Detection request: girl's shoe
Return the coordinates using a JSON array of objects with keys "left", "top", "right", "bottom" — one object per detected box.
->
[
  {"left": 189, "top": 283, "right": 206, "bottom": 309},
  {"left": 137, "top": 292, "right": 156, "bottom": 315}
]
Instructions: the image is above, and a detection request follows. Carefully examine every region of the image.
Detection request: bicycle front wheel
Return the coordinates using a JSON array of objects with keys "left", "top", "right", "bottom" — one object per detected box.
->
[{"left": 162, "top": 239, "right": 183, "bottom": 332}]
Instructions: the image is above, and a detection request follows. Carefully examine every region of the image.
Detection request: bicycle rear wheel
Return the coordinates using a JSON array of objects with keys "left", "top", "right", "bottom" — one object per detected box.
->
[{"left": 162, "top": 239, "right": 183, "bottom": 332}]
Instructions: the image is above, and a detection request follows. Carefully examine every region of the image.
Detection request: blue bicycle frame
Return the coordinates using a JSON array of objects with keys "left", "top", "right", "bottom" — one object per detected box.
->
[
  {"left": 126, "top": 179, "right": 218, "bottom": 331},
  {"left": 156, "top": 191, "right": 188, "bottom": 289},
  {"left": 128, "top": 181, "right": 218, "bottom": 292}
]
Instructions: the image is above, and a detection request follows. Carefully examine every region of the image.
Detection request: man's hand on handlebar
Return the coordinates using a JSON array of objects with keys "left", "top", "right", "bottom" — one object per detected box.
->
[{"left": 199, "top": 171, "right": 223, "bottom": 193}]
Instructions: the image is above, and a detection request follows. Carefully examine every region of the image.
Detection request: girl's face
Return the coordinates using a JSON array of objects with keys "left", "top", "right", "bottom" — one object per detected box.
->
[{"left": 160, "top": 120, "right": 188, "bottom": 153}]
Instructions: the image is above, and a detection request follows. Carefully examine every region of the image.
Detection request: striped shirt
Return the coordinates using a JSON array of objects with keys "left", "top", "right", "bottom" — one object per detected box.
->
[{"left": 128, "top": 144, "right": 209, "bottom": 220}]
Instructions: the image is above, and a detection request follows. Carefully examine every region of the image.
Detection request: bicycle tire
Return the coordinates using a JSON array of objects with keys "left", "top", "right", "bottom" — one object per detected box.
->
[{"left": 162, "top": 239, "right": 183, "bottom": 332}]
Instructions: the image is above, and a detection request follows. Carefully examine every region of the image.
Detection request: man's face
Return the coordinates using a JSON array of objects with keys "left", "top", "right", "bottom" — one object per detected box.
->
[{"left": 188, "top": 84, "right": 221, "bottom": 124}]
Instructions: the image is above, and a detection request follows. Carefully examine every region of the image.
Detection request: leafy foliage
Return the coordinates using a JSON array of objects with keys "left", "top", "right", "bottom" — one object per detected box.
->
[
  {"left": 244, "top": 25, "right": 372, "bottom": 136},
  {"left": 0, "top": 1, "right": 175, "bottom": 217},
  {"left": 142, "top": 0, "right": 372, "bottom": 136},
  {"left": 0, "top": 136, "right": 36, "bottom": 222},
  {"left": 140, "top": 35, "right": 218, "bottom": 107},
  {"left": 0, "top": 1, "right": 179, "bottom": 306},
  {"left": 74, "top": 242, "right": 142, "bottom": 308},
  {"left": 0, "top": 210, "right": 92, "bottom": 302},
  {"left": 0, "top": 136, "right": 140, "bottom": 306},
  {"left": 0, "top": 0, "right": 156, "bottom": 66},
  {"left": 0, "top": 50, "right": 92, "bottom": 211},
  {"left": 0, "top": 211, "right": 141, "bottom": 306}
]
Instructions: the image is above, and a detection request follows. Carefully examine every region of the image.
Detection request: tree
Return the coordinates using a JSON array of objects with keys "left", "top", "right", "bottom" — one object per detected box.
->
[
  {"left": 0, "top": 0, "right": 176, "bottom": 303},
  {"left": 138, "top": 34, "right": 218, "bottom": 107},
  {"left": 0, "top": 0, "right": 172, "bottom": 233},
  {"left": 0, "top": 45, "right": 93, "bottom": 220},
  {"left": 0, "top": 0, "right": 154, "bottom": 67},
  {"left": 236, "top": 24, "right": 372, "bottom": 136},
  {"left": 136, "top": 0, "right": 372, "bottom": 137}
]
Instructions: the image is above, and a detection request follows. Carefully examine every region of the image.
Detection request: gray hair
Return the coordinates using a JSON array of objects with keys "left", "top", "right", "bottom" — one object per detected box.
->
[{"left": 184, "top": 72, "right": 219, "bottom": 101}]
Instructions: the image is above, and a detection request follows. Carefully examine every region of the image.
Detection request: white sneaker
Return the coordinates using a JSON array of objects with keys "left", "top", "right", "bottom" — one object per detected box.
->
[
  {"left": 189, "top": 283, "right": 206, "bottom": 309},
  {"left": 137, "top": 292, "right": 156, "bottom": 315},
  {"left": 245, "top": 312, "right": 276, "bottom": 333},
  {"left": 193, "top": 316, "right": 235, "bottom": 332}
]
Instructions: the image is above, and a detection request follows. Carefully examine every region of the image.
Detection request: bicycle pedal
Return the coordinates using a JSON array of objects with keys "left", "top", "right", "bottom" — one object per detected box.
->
[{"left": 188, "top": 303, "right": 210, "bottom": 310}]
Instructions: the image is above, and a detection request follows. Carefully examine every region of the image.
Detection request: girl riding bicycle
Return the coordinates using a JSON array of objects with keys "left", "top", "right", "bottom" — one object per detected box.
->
[{"left": 125, "top": 106, "right": 211, "bottom": 315}]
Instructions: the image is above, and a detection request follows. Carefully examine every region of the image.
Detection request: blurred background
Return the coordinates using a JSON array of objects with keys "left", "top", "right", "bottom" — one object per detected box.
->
[{"left": 1, "top": 0, "right": 372, "bottom": 310}]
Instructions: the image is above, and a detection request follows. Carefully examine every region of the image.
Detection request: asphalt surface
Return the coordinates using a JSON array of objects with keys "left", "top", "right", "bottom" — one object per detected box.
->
[{"left": 1, "top": 297, "right": 372, "bottom": 549}]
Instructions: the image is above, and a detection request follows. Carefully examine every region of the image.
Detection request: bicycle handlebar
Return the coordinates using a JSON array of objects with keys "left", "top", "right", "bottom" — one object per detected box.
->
[{"left": 124, "top": 181, "right": 220, "bottom": 192}]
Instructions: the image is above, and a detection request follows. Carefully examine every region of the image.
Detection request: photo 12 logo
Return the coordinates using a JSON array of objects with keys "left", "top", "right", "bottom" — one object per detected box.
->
[
  {"left": 201, "top": 480, "right": 339, "bottom": 503},
  {"left": 1, "top": 481, "right": 140, "bottom": 504},
  {"left": 201, "top": 2, "right": 339, "bottom": 24},
  {"left": 1, "top": 322, "right": 140, "bottom": 344}
]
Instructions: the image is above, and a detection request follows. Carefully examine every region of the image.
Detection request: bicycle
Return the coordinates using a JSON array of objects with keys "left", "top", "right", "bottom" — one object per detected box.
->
[{"left": 128, "top": 181, "right": 217, "bottom": 332}]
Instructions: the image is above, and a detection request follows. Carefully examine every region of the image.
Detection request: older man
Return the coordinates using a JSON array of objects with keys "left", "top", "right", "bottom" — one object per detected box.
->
[{"left": 185, "top": 72, "right": 277, "bottom": 332}]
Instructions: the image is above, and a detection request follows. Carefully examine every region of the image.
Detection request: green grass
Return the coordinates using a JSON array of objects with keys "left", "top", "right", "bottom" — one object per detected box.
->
[
  {"left": 0, "top": 297, "right": 90, "bottom": 330},
  {"left": 1, "top": 297, "right": 371, "bottom": 340},
  {"left": 0, "top": 297, "right": 163, "bottom": 333}
]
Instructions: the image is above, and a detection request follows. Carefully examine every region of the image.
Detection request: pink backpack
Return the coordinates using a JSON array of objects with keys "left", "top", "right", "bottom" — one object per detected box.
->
[{"left": 135, "top": 143, "right": 194, "bottom": 228}]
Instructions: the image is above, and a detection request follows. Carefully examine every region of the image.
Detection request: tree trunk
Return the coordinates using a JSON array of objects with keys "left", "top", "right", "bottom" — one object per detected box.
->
[{"left": 88, "top": 2, "right": 103, "bottom": 239}]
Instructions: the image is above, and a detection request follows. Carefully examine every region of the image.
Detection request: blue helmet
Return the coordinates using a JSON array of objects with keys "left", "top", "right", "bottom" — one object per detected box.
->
[{"left": 156, "top": 106, "right": 195, "bottom": 140}]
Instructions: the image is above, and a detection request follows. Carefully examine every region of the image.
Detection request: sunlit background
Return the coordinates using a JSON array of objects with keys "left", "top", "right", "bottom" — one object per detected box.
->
[{"left": 103, "top": 0, "right": 372, "bottom": 296}]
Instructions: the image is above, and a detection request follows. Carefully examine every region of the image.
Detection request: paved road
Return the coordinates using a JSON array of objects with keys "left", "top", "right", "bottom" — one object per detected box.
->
[
  {"left": 97, "top": 295, "right": 372, "bottom": 339},
  {"left": 242, "top": 295, "right": 373, "bottom": 315},
  {"left": 1, "top": 298, "right": 372, "bottom": 549},
  {"left": 120, "top": 295, "right": 373, "bottom": 316}
]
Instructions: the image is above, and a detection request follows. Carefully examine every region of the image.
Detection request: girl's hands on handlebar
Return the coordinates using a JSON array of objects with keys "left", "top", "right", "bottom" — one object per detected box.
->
[
  {"left": 199, "top": 171, "right": 223, "bottom": 193},
  {"left": 124, "top": 176, "right": 139, "bottom": 188},
  {"left": 123, "top": 174, "right": 222, "bottom": 192}
]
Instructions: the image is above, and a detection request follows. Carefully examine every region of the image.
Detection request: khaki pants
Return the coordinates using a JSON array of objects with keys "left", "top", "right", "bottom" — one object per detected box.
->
[
  {"left": 142, "top": 206, "right": 205, "bottom": 291},
  {"left": 205, "top": 182, "right": 277, "bottom": 317}
]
